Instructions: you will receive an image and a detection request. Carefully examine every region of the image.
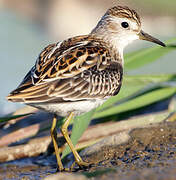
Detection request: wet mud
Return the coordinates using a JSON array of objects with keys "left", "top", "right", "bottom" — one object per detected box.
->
[
  {"left": 0, "top": 121, "right": 176, "bottom": 180},
  {"left": 80, "top": 121, "right": 176, "bottom": 180}
]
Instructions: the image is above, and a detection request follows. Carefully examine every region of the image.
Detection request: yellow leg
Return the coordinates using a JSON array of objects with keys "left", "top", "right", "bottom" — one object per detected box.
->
[
  {"left": 51, "top": 115, "right": 64, "bottom": 171},
  {"left": 61, "top": 112, "right": 89, "bottom": 168}
]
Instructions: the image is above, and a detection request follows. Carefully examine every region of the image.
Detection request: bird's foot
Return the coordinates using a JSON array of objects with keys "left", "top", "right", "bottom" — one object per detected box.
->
[{"left": 70, "top": 160, "right": 91, "bottom": 171}]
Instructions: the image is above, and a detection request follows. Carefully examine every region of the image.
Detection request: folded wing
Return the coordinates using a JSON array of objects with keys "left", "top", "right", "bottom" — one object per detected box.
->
[{"left": 7, "top": 35, "right": 123, "bottom": 103}]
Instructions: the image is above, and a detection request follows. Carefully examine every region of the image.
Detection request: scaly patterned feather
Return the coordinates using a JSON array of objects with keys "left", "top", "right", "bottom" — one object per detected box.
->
[{"left": 7, "top": 35, "right": 123, "bottom": 103}]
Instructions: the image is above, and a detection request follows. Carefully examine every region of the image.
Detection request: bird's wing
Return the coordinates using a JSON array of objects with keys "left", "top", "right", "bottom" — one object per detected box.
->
[{"left": 7, "top": 35, "right": 123, "bottom": 103}]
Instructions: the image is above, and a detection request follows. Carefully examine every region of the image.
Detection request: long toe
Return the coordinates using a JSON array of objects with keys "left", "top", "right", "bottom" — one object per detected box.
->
[
  {"left": 56, "top": 166, "right": 65, "bottom": 172},
  {"left": 71, "top": 160, "right": 91, "bottom": 171}
]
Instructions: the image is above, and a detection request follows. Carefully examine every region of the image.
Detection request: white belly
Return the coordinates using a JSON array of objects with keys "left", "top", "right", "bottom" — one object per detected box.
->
[{"left": 29, "top": 98, "right": 107, "bottom": 117}]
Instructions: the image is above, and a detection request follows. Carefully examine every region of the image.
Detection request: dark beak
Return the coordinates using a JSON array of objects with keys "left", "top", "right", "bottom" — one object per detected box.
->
[{"left": 139, "top": 30, "right": 166, "bottom": 47}]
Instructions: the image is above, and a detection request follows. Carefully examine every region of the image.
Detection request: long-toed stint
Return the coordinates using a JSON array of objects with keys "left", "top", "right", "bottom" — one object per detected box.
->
[{"left": 7, "top": 6, "right": 166, "bottom": 171}]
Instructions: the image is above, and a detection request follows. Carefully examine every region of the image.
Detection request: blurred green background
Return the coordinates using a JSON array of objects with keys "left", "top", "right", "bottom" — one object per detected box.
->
[{"left": 0, "top": 0, "right": 176, "bottom": 115}]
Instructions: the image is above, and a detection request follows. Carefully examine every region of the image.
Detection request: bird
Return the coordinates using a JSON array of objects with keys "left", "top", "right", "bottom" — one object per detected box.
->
[{"left": 7, "top": 6, "right": 166, "bottom": 171}]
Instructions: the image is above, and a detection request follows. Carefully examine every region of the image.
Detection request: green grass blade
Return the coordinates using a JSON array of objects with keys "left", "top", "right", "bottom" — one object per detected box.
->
[
  {"left": 62, "top": 109, "right": 95, "bottom": 159},
  {"left": 96, "top": 83, "right": 146, "bottom": 112},
  {"left": 125, "top": 38, "right": 176, "bottom": 70},
  {"left": 96, "top": 74, "right": 176, "bottom": 112},
  {"left": 94, "top": 87, "right": 176, "bottom": 119},
  {"left": 0, "top": 113, "right": 32, "bottom": 124},
  {"left": 124, "top": 74, "right": 176, "bottom": 83}
]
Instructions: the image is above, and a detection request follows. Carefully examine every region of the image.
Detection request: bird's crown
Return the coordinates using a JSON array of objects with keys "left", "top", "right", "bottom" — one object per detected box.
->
[{"left": 106, "top": 6, "right": 141, "bottom": 26}]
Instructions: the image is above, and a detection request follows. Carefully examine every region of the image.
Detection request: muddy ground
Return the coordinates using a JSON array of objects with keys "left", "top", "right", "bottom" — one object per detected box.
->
[{"left": 0, "top": 120, "right": 175, "bottom": 180}]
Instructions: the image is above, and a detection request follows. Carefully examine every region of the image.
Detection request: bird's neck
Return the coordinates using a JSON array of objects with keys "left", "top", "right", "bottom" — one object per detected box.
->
[{"left": 91, "top": 28, "right": 125, "bottom": 66}]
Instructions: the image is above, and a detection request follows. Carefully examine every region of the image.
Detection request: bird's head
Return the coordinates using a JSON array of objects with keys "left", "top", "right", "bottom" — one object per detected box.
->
[{"left": 91, "top": 6, "right": 166, "bottom": 49}]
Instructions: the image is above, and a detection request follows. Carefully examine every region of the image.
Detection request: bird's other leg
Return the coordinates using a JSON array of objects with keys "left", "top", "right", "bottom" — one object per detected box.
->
[
  {"left": 50, "top": 114, "right": 64, "bottom": 171},
  {"left": 61, "top": 112, "right": 90, "bottom": 169}
]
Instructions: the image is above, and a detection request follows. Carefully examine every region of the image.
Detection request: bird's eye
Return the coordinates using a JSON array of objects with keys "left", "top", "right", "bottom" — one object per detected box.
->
[{"left": 121, "top": 22, "right": 129, "bottom": 28}]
